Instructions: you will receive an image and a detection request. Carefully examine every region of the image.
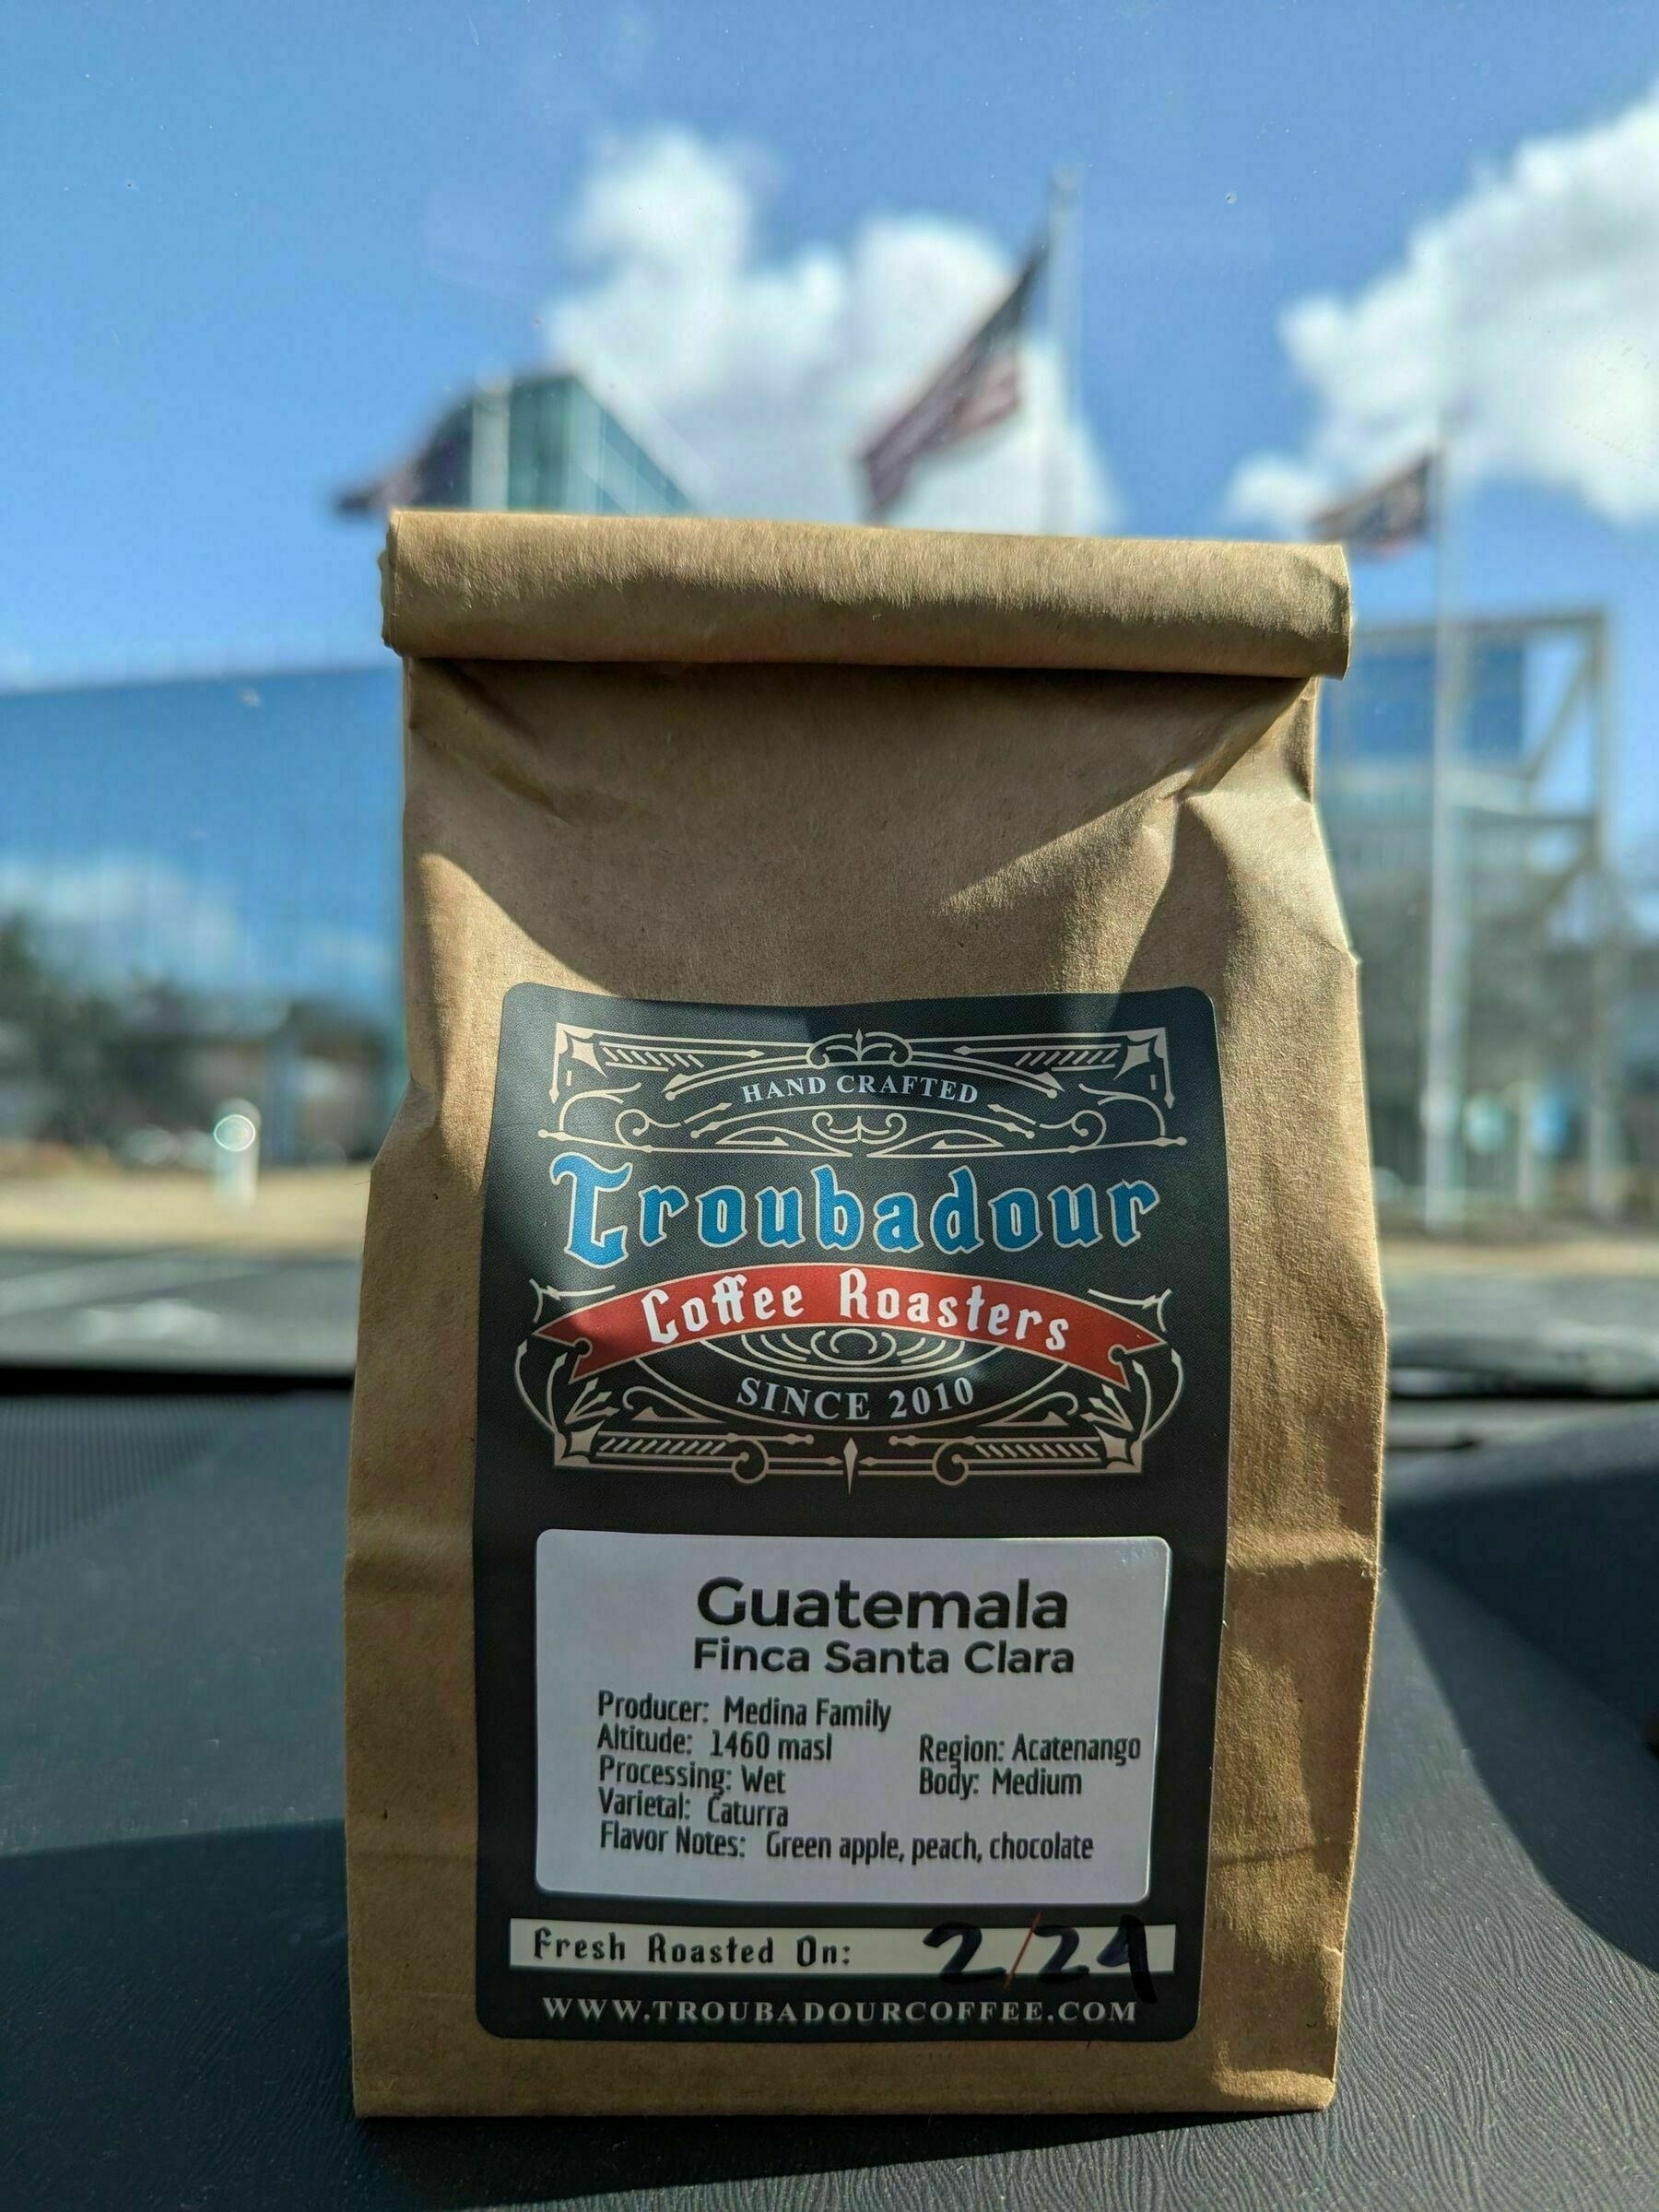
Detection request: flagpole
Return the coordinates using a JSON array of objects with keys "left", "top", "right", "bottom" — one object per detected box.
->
[
  {"left": 1420, "top": 425, "right": 1466, "bottom": 1231},
  {"left": 1043, "top": 168, "right": 1081, "bottom": 536}
]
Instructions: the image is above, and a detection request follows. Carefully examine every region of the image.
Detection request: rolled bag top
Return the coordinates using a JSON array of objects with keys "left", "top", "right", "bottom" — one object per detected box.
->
[{"left": 381, "top": 510, "right": 1351, "bottom": 681}]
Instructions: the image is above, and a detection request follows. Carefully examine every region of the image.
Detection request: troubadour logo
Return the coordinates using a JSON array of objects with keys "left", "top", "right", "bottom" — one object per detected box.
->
[{"left": 512, "top": 1011, "right": 1191, "bottom": 1487}]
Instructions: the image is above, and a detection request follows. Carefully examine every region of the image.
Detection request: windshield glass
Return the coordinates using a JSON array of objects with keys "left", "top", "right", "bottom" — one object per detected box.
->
[{"left": 6, "top": 5, "right": 1659, "bottom": 1379}]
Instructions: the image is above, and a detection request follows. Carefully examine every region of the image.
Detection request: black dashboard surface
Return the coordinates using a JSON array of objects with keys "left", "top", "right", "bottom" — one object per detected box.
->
[{"left": 2, "top": 1388, "right": 1655, "bottom": 2210}]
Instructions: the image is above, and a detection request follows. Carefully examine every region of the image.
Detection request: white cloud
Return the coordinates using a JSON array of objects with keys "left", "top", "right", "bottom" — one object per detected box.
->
[
  {"left": 546, "top": 127, "right": 1117, "bottom": 533},
  {"left": 1228, "top": 84, "right": 1659, "bottom": 533},
  {"left": 0, "top": 855, "right": 247, "bottom": 986}
]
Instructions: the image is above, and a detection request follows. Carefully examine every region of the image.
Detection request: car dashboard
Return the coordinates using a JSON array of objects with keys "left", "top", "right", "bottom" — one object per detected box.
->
[{"left": 2, "top": 1383, "right": 1655, "bottom": 2209}]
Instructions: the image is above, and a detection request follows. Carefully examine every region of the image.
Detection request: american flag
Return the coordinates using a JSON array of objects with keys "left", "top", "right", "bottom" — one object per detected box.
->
[
  {"left": 1311, "top": 453, "right": 1435, "bottom": 556},
  {"left": 859, "top": 244, "right": 1046, "bottom": 520}
]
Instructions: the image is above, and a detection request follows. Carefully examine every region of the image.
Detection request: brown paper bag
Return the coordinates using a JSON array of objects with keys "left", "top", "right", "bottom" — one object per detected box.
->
[{"left": 346, "top": 511, "right": 1383, "bottom": 2117}]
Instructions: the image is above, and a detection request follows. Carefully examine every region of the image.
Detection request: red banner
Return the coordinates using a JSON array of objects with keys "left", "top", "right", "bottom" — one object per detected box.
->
[{"left": 535, "top": 1262, "right": 1162, "bottom": 1384}]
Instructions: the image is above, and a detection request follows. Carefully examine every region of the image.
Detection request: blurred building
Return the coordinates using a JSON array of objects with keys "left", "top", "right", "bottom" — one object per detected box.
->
[
  {"left": 0, "top": 667, "right": 402, "bottom": 1162},
  {"left": 0, "top": 373, "right": 696, "bottom": 1169},
  {"left": 8, "top": 367, "right": 1646, "bottom": 1222},
  {"left": 1318, "top": 611, "right": 1624, "bottom": 1218},
  {"left": 337, "top": 369, "right": 698, "bottom": 520}
]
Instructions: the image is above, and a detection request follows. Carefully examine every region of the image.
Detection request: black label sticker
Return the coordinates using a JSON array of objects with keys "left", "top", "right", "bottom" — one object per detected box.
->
[{"left": 474, "top": 986, "right": 1229, "bottom": 2041}]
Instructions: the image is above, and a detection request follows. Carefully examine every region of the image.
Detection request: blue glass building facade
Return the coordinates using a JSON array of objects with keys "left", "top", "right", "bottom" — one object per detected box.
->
[{"left": 0, "top": 374, "right": 695, "bottom": 1159}]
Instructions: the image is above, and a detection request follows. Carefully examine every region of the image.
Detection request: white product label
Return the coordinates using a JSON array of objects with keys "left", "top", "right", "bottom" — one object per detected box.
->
[{"left": 535, "top": 1530, "right": 1170, "bottom": 1909}]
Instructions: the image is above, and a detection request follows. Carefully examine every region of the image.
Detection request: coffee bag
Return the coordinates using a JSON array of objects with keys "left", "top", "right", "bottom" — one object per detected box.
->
[{"left": 346, "top": 511, "right": 1383, "bottom": 2115}]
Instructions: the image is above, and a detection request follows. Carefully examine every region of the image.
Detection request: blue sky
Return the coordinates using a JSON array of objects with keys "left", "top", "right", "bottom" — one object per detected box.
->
[{"left": 6, "top": 2, "right": 1659, "bottom": 842}]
